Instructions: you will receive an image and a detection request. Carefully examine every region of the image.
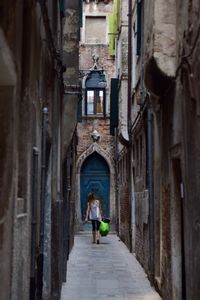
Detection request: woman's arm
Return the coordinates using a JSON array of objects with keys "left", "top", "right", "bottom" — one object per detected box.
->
[{"left": 85, "top": 202, "right": 90, "bottom": 221}]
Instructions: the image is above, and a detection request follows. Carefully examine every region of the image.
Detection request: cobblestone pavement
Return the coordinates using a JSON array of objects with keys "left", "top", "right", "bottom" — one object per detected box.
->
[{"left": 61, "top": 233, "right": 162, "bottom": 300}]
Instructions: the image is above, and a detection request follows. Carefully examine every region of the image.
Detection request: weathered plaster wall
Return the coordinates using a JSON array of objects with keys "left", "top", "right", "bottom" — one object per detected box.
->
[
  {"left": 0, "top": 1, "right": 79, "bottom": 299},
  {"left": 175, "top": 1, "right": 200, "bottom": 299},
  {"left": 117, "top": 0, "right": 129, "bottom": 143},
  {"left": 143, "top": 0, "right": 176, "bottom": 78},
  {"left": 0, "top": 2, "right": 24, "bottom": 298},
  {"left": 62, "top": 0, "right": 80, "bottom": 156},
  {"left": 153, "top": 0, "right": 176, "bottom": 76},
  {"left": 0, "top": 86, "right": 17, "bottom": 300},
  {"left": 131, "top": 0, "right": 176, "bottom": 297},
  {"left": 140, "top": 1, "right": 200, "bottom": 299}
]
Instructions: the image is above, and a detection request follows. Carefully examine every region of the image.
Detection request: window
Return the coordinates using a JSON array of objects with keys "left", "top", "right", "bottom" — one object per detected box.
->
[
  {"left": 136, "top": 0, "right": 143, "bottom": 55},
  {"left": 86, "top": 89, "right": 105, "bottom": 115},
  {"left": 85, "top": 16, "right": 106, "bottom": 44},
  {"left": 85, "top": 70, "right": 106, "bottom": 116}
]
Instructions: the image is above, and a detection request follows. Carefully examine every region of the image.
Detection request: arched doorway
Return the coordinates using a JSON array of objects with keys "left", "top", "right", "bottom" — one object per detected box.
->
[{"left": 80, "top": 152, "right": 110, "bottom": 221}]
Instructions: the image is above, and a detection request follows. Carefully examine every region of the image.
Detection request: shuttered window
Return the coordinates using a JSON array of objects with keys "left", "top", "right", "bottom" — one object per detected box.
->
[
  {"left": 136, "top": 0, "right": 143, "bottom": 56},
  {"left": 110, "top": 78, "right": 119, "bottom": 135}
]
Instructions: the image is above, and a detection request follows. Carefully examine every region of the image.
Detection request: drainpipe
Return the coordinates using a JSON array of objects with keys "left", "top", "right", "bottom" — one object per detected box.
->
[
  {"left": 38, "top": 107, "right": 48, "bottom": 300},
  {"left": 62, "top": 151, "right": 71, "bottom": 282},
  {"left": 128, "top": 0, "right": 132, "bottom": 130},
  {"left": 62, "top": 157, "right": 69, "bottom": 282},
  {"left": 128, "top": 0, "right": 133, "bottom": 252},
  {"left": 66, "top": 152, "right": 71, "bottom": 259},
  {"left": 147, "top": 103, "right": 154, "bottom": 281},
  {"left": 114, "top": 127, "right": 119, "bottom": 234},
  {"left": 30, "top": 147, "right": 39, "bottom": 300}
]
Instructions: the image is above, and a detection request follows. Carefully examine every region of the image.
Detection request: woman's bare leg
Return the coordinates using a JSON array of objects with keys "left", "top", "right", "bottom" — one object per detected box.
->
[
  {"left": 92, "top": 231, "right": 96, "bottom": 243},
  {"left": 96, "top": 230, "right": 100, "bottom": 244}
]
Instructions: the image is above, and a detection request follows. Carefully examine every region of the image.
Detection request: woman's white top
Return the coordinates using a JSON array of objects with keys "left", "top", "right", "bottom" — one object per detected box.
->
[{"left": 89, "top": 200, "right": 101, "bottom": 221}]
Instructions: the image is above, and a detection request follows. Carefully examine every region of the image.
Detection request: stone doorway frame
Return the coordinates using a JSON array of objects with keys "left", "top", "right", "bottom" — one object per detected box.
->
[{"left": 75, "top": 142, "right": 116, "bottom": 231}]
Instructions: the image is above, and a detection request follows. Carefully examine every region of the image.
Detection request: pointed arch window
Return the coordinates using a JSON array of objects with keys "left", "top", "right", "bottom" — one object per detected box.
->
[{"left": 85, "top": 70, "right": 106, "bottom": 116}]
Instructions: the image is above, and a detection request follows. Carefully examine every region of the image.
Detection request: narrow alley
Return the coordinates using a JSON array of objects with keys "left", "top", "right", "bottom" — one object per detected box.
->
[
  {"left": 61, "top": 233, "right": 161, "bottom": 300},
  {"left": 1, "top": 0, "right": 200, "bottom": 299}
]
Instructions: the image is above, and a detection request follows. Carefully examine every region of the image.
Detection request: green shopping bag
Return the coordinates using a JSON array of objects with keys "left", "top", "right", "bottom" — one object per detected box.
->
[{"left": 99, "top": 221, "right": 110, "bottom": 237}]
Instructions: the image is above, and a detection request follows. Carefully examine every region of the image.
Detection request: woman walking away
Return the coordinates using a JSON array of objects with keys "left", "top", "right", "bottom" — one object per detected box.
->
[{"left": 85, "top": 192, "right": 102, "bottom": 244}]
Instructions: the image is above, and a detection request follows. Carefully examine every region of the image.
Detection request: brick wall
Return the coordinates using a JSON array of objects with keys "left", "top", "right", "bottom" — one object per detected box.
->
[
  {"left": 77, "top": 118, "right": 114, "bottom": 157},
  {"left": 160, "top": 184, "right": 171, "bottom": 299},
  {"left": 159, "top": 91, "right": 174, "bottom": 299},
  {"left": 135, "top": 191, "right": 149, "bottom": 270},
  {"left": 119, "top": 184, "right": 131, "bottom": 249},
  {"left": 76, "top": 0, "right": 116, "bottom": 231}
]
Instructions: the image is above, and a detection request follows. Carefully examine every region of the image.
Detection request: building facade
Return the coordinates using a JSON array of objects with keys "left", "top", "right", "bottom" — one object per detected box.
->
[
  {"left": 113, "top": 0, "right": 200, "bottom": 299},
  {"left": 113, "top": 0, "right": 131, "bottom": 249},
  {"left": 76, "top": 0, "right": 116, "bottom": 230},
  {"left": 0, "top": 1, "right": 80, "bottom": 299}
]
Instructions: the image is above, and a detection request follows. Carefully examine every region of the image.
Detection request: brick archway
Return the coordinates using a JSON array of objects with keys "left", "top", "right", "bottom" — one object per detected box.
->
[{"left": 75, "top": 142, "right": 116, "bottom": 230}]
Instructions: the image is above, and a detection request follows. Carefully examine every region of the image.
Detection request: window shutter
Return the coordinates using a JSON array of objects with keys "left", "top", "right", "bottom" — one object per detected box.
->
[
  {"left": 109, "top": 0, "right": 120, "bottom": 57},
  {"left": 110, "top": 78, "right": 119, "bottom": 136},
  {"left": 109, "top": 14, "right": 115, "bottom": 56},
  {"left": 59, "top": 0, "right": 65, "bottom": 17},
  {"left": 79, "top": 0, "right": 83, "bottom": 28},
  {"left": 136, "top": 0, "right": 142, "bottom": 55}
]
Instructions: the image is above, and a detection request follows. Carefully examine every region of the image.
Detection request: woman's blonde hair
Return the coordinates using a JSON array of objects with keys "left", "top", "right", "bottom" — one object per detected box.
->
[{"left": 87, "top": 192, "right": 95, "bottom": 204}]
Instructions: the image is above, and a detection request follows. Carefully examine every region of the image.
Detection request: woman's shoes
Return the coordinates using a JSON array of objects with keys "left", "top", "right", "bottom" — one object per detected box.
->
[{"left": 92, "top": 239, "right": 100, "bottom": 244}]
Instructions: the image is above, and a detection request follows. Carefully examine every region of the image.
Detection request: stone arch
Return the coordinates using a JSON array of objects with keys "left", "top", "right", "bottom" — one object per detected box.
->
[{"left": 75, "top": 142, "right": 116, "bottom": 230}]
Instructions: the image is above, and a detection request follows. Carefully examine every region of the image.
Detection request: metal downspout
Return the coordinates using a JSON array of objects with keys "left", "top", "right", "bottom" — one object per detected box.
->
[
  {"left": 62, "top": 151, "right": 71, "bottom": 282},
  {"left": 128, "top": 0, "right": 133, "bottom": 252},
  {"left": 66, "top": 153, "right": 71, "bottom": 260},
  {"left": 147, "top": 105, "right": 155, "bottom": 281},
  {"left": 38, "top": 107, "right": 48, "bottom": 299},
  {"left": 114, "top": 127, "right": 119, "bottom": 235},
  {"left": 128, "top": 0, "right": 132, "bottom": 129},
  {"left": 30, "top": 147, "right": 39, "bottom": 300}
]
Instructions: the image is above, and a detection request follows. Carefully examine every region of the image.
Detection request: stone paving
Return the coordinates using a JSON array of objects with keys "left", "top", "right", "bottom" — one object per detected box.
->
[{"left": 61, "top": 233, "right": 162, "bottom": 300}]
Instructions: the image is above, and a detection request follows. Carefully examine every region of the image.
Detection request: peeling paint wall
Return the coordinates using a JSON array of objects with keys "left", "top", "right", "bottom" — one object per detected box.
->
[
  {"left": 62, "top": 1, "right": 80, "bottom": 155},
  {"left": 153, "top": 0, "right": 176, "bottom": 76},
  {"left": 136, "top": 0, "right": 200, "bottom": 299},
  {"left": 0, "top": 1, "right": 79, "bottom": 299},
  {"left": 175, "top": 1, "right": 200, "bottom": 299},
  {"left": 117, "top": 0, "right": 129, "bottom": 143}
]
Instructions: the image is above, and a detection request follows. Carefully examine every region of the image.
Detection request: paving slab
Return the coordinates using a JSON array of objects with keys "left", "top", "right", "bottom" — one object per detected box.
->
[{"left": 61, "top": 233, "right": 162, "bottom": 300}]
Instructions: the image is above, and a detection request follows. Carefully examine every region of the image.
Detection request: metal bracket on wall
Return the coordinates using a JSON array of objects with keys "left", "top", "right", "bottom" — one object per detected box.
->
[{"left": 64, "top": 84, "right": 82, "bottom": 95}]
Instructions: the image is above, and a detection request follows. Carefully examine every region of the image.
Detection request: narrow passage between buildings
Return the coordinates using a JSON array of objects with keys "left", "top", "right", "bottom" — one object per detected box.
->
[{"left": 61, "top": 233, "right": 162, "bottom": 300}]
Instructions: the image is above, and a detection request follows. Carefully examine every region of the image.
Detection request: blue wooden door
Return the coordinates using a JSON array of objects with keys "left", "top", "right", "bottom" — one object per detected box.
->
[{"left": 80, "top": 152, "right": 110, "bottom": 221}]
